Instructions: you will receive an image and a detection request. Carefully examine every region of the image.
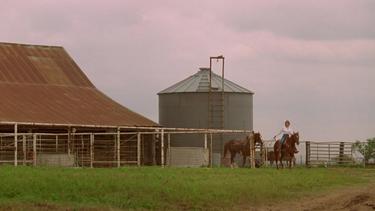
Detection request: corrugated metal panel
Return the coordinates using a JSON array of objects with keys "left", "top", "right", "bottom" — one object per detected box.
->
[
  {"left": 0, "top": 42, "right": 93, "bottom": 87},
  {"left": 158, "top": 67, "right": 253, "bottom": 94},
  {"left": 0, "top": 42, "right": 157, "bottom": 127}
]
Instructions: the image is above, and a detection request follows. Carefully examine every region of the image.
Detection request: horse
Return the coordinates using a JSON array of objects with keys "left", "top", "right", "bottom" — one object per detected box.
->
[
  {"left": 223, "top": 131, "right": 263, "bottom": 167},
  {"left": 266, "top": 150, "right": 296, "bottom": 167},
  {"left": 273, "top": 132, "right": 299, "bottom": 169}
]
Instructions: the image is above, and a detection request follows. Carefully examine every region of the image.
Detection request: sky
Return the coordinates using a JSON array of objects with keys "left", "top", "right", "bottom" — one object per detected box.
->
[{"left": 0, "top": 0, "right": 374, "bottom": 141}]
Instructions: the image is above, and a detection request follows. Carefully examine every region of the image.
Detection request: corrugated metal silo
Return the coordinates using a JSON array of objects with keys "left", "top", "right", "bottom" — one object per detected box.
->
[{"left": 158, "top": 67, "right": 254, "bottom": 164}]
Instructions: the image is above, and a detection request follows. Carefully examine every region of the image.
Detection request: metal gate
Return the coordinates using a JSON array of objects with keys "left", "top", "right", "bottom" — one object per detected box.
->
[{"left": 306, "top": 141, "right": 354, "bottom": 166}]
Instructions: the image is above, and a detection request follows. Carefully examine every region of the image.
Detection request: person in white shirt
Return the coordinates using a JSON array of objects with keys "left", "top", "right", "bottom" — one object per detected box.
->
[{"left": 273, "top": 120, "right": 294, "bottom": 149}]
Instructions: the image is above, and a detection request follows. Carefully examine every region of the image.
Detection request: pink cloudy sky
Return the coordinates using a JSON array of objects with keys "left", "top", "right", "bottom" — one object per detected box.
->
[{"left": 1, "top": 0, "right": 374, "bottom": 141}]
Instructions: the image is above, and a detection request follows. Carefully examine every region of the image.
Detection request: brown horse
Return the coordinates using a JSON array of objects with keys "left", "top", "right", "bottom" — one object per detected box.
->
[
  {"left": 273, "top": 132, "right": 299, "bottom": 169},
  {"left": 223, "top": 132, "right": 263, "bottom": 167}
]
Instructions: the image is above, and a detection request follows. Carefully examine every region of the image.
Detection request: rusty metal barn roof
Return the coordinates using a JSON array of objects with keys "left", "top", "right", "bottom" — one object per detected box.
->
[{"left": 0, "top": 42, "right": 157, "bottom": 127}]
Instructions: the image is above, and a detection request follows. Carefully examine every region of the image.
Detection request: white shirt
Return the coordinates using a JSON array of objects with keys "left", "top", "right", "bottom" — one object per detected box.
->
[{"left": 275, "top": 126, "right": 294, "bottom": 139}]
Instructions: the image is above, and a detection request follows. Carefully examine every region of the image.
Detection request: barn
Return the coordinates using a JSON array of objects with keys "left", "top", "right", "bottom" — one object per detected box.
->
[{"left": 0, "top": 42, "right": 159, "bottom": 167}]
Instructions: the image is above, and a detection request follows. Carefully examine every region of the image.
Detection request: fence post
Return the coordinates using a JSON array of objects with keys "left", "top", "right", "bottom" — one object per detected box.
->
[
  {"left": 167, "top": 133, "right": 171, "bottom": 167},
  {"left": 22, "top": 135, "right": 26, "bottom": 165},
  {"left": 14, "top": 124, "right": 18, "bottom": 167},
  {"left": 90, "top": 133, "right": 94, "bottom": 168},
  {"left": 305, "top": 141, "right": 310, "bottom": 167},
  {"left": 161, "top": 129, "right": 165, "bottom": 168},
  {"left": 339, "top": 142, "right": 344, "bottom": 165},
  {"left": 33, "top": 134, "right": 37, "bottom": 166},
  {"left": 204, "top": 133, "right": 208, "bottom": 167},
  {"left": 264, "top": 146, "right": 268, "bottom": 167},
  {"left": 328, "top": 144, "right": 331, "bottom": 166},
  {"left": 250, "top": 138, "right": 255, "bottom": 168},
  {"left": 152, "top": 131, "right": 157, "bottom": 165},
  {"left": 137, "top": 133, "right": 141, "bottom": 167},
  {"left": 67, "top": 127, "right": 71, "bottom": 155},
  {"left": 249, "top": 138, "right": 252, "bottom": 168},
  {"left": 210, "top": 133, "right": 213, "bottom": 167},
  {"left": 117, "top": 128, "right": 121, "bottom": 168},
  {"left": 204, "top": 133, "right": 207, "bottom": 149},
  {"left": 55, "top": 135, "right": 58, "bottom": 152}
]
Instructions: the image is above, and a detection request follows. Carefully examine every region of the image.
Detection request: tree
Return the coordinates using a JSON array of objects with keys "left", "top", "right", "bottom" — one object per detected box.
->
[{"left": 354, "top": 138, "right": 375, "bottom": 164}]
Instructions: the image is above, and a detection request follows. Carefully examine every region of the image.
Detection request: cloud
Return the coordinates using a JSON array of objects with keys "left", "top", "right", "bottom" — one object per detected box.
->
[{"left": 220, "top": 0, "right": 375, "bottom": 40}]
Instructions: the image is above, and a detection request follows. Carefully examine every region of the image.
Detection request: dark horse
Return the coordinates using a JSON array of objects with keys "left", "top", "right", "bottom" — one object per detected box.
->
[
  {"left": 223, "top": 132, "right": 263, "bottom": 167},
  {"left": 273, "top": 132, "right": 299, "bottom": 169}
]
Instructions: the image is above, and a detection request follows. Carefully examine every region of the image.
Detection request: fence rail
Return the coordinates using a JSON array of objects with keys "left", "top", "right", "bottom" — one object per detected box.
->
[
  {"left": 1, "top": 130, "right": 365, "bottom": 168},
  {"left": 0, "top": 129, "right": 252, "bottom": 168}
]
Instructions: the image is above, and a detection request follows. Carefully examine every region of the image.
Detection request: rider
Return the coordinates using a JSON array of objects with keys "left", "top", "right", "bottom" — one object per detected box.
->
[{"left": 273, "top": 120, "right": 298, "bottom": 153}]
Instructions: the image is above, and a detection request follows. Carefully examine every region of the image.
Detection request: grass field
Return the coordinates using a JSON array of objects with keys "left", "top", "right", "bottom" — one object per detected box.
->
[{"left": 0, "top": 166, "right": 374, "bottom": 210}]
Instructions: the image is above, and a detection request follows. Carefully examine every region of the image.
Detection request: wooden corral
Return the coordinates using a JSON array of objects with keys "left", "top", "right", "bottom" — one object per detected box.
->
[{"left": 0, "top": 122, "right": 254, "bottom": 168}]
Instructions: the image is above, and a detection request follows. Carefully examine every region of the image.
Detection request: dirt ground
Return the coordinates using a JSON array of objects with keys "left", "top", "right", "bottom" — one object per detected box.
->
[{"left": 254, "top": 184, "right": 375, "bottom": 211}]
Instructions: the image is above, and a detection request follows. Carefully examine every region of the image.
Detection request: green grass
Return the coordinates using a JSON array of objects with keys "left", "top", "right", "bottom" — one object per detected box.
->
[{"left": 0, "top": 166, "right": 374, "bottom": 210}]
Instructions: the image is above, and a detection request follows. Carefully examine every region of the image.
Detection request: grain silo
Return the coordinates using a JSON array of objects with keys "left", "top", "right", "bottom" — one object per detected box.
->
[{"left": 158, "top": 66, "right": 254, "bottom": 165}]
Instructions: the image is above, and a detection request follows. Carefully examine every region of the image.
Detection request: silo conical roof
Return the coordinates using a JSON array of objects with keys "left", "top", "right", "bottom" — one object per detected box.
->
[{"left": 158, "top": 67, "right": 254, "bottom": 94}]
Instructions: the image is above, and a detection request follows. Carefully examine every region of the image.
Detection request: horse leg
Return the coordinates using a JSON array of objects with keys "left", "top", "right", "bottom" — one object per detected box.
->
[
  {"left": 275, "top": 152, "right": 279, "bottom": 169},
  {"left": 290, "top": 154, "right": 295, "bottom": 168},
  {"left": 289, "top": 157, "right": 292, "bottom": 169},
  {"left": 230, "top": 152, "right": 235, "bottom": 168},
  {"left": 276, "top": 158, "right": 279, "bottom": 169},
  {"left": 242, "top": 155, "right": 247, "bottom": 167}
]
